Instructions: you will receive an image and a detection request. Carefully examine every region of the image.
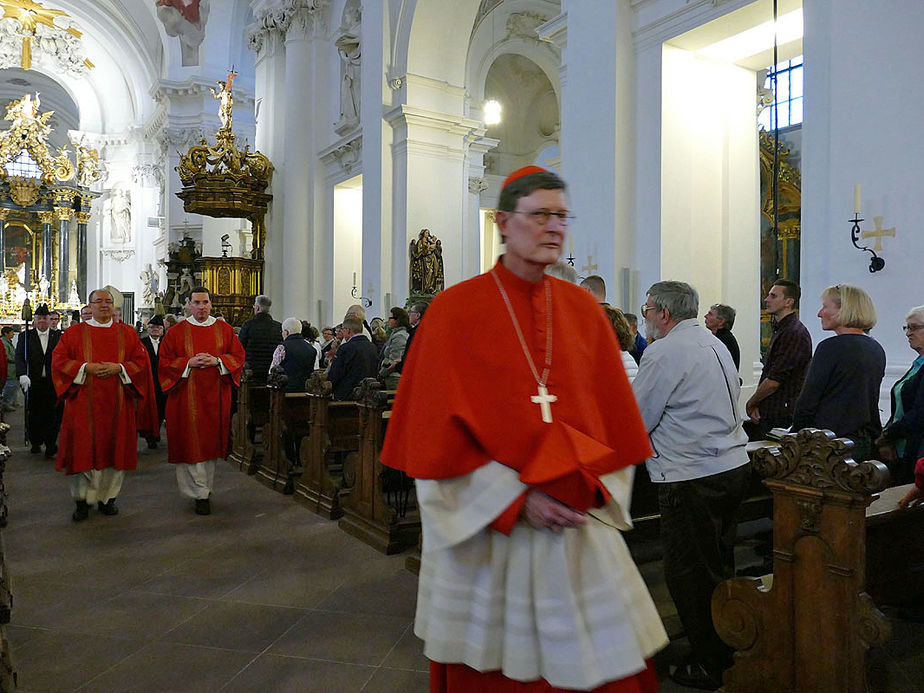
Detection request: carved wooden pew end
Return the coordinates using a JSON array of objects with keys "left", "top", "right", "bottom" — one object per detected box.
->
[
  {"left": 339, "top": 379, "right": 421, "bottom": 555},
  {"left": 294, "top": 370, "right": 360, "bottom": 520},
  {"left": 711, "top": 428, "right": 920, "bottom": 693},
  {"left": 228, "top": 368, "right": 272, "bottom": 474}
]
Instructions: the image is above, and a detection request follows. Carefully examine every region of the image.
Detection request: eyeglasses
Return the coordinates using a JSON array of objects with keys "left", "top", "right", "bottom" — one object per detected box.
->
[
  {"left": 903, "top": 324, "right": 924, "bottom": 333},
  {"left": 509, "top": 210, "right": 576, "bottom": 226},
  {"left": 641, "top": 303, "right": 658, "bottom": 316}
]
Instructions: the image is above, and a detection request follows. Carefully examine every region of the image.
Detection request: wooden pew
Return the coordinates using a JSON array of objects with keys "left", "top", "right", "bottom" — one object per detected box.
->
[
  {"left": 254, "top": 371, "right": 313, "bottom": 495},
  {"left": 228, "top": 368, "right": 272, "bottom": 474},
  {"left": 339, "top": 379, "right": 420, "bottom": 554},
  {"left": 712, "top": 428, "right": 924, "bottom": 693},
  {"left": 294, "top": 371, "right": 361, "bottom": 519}
]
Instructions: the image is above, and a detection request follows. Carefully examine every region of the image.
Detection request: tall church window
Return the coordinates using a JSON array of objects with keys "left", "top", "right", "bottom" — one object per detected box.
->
[
  {"left": 759, "top": 56, "right": 803, "bottom": 131},
  {"left": 5, "top": 148, "right": 42, "bottom": 179}
]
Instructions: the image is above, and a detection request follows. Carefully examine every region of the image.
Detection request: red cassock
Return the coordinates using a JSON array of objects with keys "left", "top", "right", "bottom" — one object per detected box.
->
[
  {"left": 382, "top": 259, "right": 652, "bottom": 511},
  {"left": 159, "top": 319, "right": 244, "bottom": 464},
  {"left": 382, "top": 260, "right": 657, "bottom": 693},
  {"left": 52, "top": 322, "right": 156, "bottom": 475}
]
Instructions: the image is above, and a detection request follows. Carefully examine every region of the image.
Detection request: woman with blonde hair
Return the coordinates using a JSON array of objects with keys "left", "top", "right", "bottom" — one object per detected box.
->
[{"left": 791, "top": 284, "right": 885, "bottom": 460}]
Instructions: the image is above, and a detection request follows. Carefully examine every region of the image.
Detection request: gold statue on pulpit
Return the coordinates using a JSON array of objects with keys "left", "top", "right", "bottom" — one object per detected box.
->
[{"left": 210, "top": 69, "right": 236, "bottom": 132}]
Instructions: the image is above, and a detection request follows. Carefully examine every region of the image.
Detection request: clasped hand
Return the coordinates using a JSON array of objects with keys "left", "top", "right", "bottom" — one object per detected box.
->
[
  {"left": 87, "top": 362, "right": 121, "bottom": 379},
  {"left": 522, "top": 490, "right": 586, "bottom": 533},
  {"left": 189, "top": 353, "right": 218, "bottom": 369}
]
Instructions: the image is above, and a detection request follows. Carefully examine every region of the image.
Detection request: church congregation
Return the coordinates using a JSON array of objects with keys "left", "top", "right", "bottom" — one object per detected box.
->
[{"left": 0, "top": 0, "right": 922, "bottom": 691}]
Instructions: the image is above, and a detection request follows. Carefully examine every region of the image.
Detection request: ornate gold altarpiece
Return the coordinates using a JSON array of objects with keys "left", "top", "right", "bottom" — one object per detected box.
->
[
  {"left": 175, "top": 73, "right": 273, "bottom": 326},
  {"left": 759, "top": 129, "right": 802, "bottom": 354},
  {"left": 0, "top": 93, "right": 100, "bottom": 321}
]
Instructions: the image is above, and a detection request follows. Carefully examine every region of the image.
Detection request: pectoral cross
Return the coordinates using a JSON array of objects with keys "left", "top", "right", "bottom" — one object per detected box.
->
[
  {"left": 582, "top": 256, "right": 597, "bottom": 274},
  {"left": 531, "top": 384, "right": 558, "bottom": 423},
  {"left": 861, "top": 216, "right": 896, "bottom": 251}
]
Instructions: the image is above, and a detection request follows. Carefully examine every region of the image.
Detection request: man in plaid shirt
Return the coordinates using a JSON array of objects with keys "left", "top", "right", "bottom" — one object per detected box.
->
[{"left": 746, "top": 279, "right": 812, "bottom": 435}]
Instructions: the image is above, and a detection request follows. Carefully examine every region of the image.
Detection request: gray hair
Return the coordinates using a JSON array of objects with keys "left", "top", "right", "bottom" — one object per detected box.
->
[
  {"left": 545, "top": 261, "right": 579, "bottom": 284},
  {"left": 647, "top": 281, "right": 698, "bottom": 321},
  {"left": 255, "top": 295, "right": 272, "bottom": 310},
  {"left": 710, "top": 303, "right": 736, "bottom": 330},
  {"left": 281, "top": 317, "right": 302, "bottom": 335},
  {"left": 907, "top": 305, "right": 924, "bottom": 325}
]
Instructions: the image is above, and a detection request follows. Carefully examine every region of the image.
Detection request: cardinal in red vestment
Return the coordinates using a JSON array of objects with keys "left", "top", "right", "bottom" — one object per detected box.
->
[
  {"left": 52, "top": 289, "right": 157, "bottom": 521},
  {"left": 159, "top": 287, "right": 243, "bottom": 515},
  {"left": 381, "top": 167, "right": 667, "bottom": 692}
]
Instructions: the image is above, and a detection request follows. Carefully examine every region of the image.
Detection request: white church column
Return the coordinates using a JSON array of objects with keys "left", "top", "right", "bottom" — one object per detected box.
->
[
  {"left": 552, "top": 1, "right": 634, "bottom": 308},
  {"left": 279, "top": 9, "right": 315, "bottom": 318},
  {"left": 249, "top": 14, "right": 288, "bottom": 309},
  {"left": 386, "top": 97, "right": 486, "bottom": 295}
]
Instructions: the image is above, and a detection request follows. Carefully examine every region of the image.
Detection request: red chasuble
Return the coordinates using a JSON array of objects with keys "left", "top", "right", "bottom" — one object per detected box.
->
[
  {"left": 159, "top": 319, "right": 244, "bottom": 464},
  {"left": 381, "top": 259, "right": 652, "bottom": 513},
  {"left": 52, "top": 321, "right": 156, "bottom": 475}
]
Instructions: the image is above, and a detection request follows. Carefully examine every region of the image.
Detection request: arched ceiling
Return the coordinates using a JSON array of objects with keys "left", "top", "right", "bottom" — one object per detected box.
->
[{"left": 484, "top": 53, "right": 557, "bottom": 171}]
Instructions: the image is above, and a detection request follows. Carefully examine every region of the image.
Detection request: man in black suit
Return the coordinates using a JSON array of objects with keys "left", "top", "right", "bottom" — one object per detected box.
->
[
  {"left": 16, "top": 304, "right": 63, "bottom": 457},
  {"left": 237, "top": 294, "right": 282, "bottom": 382},
  {"left": 328, "top": 317, "right": 379, "bottom": 400},
  {"left": 140, "top": 314, "right": 167, "bottom": 448}
]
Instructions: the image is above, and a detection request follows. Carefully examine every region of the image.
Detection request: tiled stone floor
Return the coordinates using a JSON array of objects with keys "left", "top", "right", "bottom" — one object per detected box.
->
[{"left": 1, "top": 403, "right": 920, "bottom": 691}]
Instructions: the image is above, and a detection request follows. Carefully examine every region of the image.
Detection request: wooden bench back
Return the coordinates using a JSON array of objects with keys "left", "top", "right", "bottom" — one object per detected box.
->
[{"left": 713, "top": 428, "right": 898, "bottom": 693}]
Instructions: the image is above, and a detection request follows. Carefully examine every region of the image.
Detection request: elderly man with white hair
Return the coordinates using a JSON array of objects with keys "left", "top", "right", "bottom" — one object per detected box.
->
[
  {"left": 633, "top": 280, "right": 751, "bottom": 690},
  {"left": 269, "top": 317, "right": 317, "bottom": 392}
]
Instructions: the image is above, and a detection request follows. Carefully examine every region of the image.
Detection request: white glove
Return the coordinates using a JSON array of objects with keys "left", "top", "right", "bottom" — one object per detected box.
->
[{"left": 19, "top": 375, "right": 30, "bottom": 392}]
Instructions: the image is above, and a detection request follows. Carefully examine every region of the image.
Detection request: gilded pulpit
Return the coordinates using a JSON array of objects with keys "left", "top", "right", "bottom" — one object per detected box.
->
[{"left": 175, "top": 71, "right": 273, "bottom": 326}]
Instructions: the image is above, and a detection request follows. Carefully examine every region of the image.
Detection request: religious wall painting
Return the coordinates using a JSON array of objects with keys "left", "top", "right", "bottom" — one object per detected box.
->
[
  {"left": 409, "top": 228, "right": 444, "bottom": 298},
  {"left": 3, "top": 221, "right": 31, "bottom": 268},
  {"left": 155, "top": 0, "right": 209, "bottom": 67}
]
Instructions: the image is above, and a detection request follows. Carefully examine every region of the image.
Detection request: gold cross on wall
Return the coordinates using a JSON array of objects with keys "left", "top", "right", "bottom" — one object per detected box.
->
[
  {"left": 582, "top": 256, "right": 597, "bottom": 274},
  {"left": 861, "top": 216, "right": 896, "bottom": 252}
]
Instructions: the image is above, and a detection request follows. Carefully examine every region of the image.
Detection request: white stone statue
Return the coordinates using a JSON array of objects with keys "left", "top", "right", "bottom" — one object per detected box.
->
[
  {"left": 336, "top": 33, "right": 361, "bottom": 123},
  {"left": 110, "top": 189, "right": 132, "bottom": 244},
  {"left": 177, "top": 267, "right": 196, "bottom": 296},
  {"left": 139, "top": 263, "right": 158, "bottom": 307},
  {"left": 38, "top": 276, "right": 50, "bottom": 299}
]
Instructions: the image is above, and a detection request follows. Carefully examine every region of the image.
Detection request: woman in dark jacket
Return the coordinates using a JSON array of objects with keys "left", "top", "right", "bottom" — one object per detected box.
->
[
  {"left": 791, "top": 284, "right": 885, "bottom": 461},
  {"left": 876, "top": 304, "right": 924, "bottom": 483}
]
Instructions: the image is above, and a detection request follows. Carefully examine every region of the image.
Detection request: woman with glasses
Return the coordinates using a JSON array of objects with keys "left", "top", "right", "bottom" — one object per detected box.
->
[
  {"left": 790, "top": 284, "right": 885, "bottom": 461},
  {"left": 378, "top": 307, "right": 410, "bottom": 389},
  {"left": 876, "top": 305, "right": 924, "bottom": 483}
]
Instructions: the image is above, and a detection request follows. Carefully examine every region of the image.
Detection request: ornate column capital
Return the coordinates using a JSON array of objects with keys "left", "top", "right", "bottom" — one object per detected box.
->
[
  {"left": 75, "top": 211, "right": 91, "bottom": 225},
  {"left": 0, "top": 208, "right": 10, "bottom": 221},
  {"left": 468, "top": 177, "right": 489, "bottom": 195},
  {"left": 37, "top": 210, "right": 55, "bottom": 225},
  {"left": 54, "top": 207, "right": 73, "bottom": 222},
  {"left": 281, "top": 0, "right": 331, "bottom": 39}
]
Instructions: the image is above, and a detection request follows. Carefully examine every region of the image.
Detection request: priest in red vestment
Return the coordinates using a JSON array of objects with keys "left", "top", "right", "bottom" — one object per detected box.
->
[
  {"left": 382, "top": 167, "right": 667, "bottom": 692},
  {"left": 52, "top": 288, "right": 157, "bottom": 521},
  {"left": 159, "top": 287, "right": 244, "bottom": 515}
]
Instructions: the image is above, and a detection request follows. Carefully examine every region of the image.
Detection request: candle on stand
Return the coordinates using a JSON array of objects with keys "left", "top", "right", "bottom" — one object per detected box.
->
[
  {"left": 352, "top": 271, "right": 357, "bottom": 286},
  {"left": 569, "top": 236, "right": 573, "bottom": 255},
  {"left": 853, "top": 184, "right": 861, "bottom": 215}
]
